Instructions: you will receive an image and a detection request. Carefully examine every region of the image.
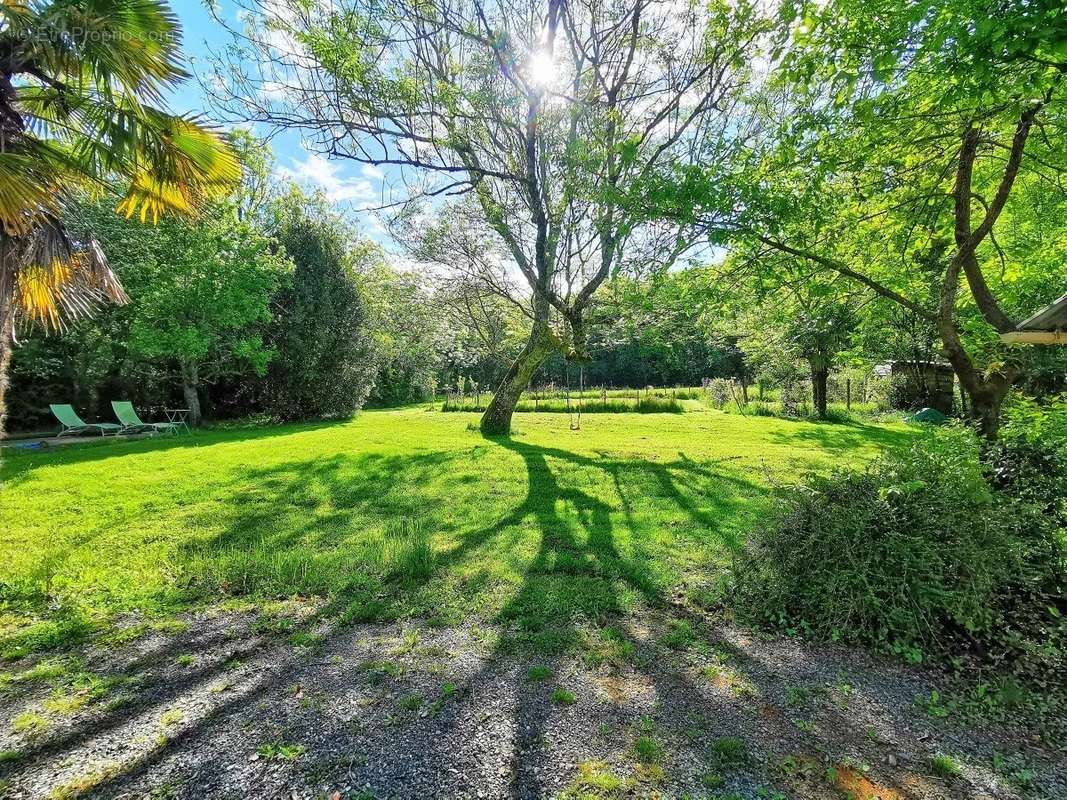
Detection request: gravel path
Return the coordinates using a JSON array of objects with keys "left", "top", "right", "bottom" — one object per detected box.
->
[{"left": 0, "top": 605, "right": 1063, "bottom": 800}]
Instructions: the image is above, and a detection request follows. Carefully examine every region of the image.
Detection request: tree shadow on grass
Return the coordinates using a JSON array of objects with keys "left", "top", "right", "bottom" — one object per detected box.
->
[
  {"left": 0, "top": 431, "right": 953, "bottom": 800},
  {"left": 764, "top": 419, "right": 914, "bottom": 454}
]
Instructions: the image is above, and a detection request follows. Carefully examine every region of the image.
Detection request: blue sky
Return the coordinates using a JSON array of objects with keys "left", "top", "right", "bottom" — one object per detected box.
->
[{"left": 171, "top": 1, "right": 394, "bottom": 246}]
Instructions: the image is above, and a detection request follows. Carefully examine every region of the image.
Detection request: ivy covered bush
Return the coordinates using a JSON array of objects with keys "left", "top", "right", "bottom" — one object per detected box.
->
[{"left": 734, "top": 422, "right": 1066, "bottom": 688}]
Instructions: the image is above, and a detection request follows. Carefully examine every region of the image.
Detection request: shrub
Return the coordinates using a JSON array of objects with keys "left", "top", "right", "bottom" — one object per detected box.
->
[
  {"left": 984, "top": 394, "right": 1067, "bottom": 532},
  {"left": 263, "top": 210, "right": 376, "bottom": 421},
  {"left": 733, "top": 426, "right": 1066, "bottom": 683}
]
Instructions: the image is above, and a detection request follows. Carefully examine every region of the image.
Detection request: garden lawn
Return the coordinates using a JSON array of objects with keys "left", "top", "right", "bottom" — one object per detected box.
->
[{"left": 0, "top": 408, "right": 911, "bottom": 659}]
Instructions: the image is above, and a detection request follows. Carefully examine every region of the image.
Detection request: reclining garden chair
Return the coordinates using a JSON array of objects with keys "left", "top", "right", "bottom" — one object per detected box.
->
[
  {"left": 111, "top": 401, "right": 178, "bottom": 435},
  {"left": 50, "top": 404, "right": 122, "bottom": 438}
]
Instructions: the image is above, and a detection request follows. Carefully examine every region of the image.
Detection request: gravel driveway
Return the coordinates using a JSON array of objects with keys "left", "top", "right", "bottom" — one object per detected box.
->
[{"left": 0, "top": 604, "right": 1063, "bottom": 800}]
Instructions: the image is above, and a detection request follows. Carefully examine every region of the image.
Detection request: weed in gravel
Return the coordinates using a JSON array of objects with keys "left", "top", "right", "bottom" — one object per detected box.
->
[
  {"left": 175, "top": 654, "right": 194, "bottom": 667},
  {"left": 551, "top": 688, "right": 576, "bottom": 705},
  {"left": 394, "top": 628, "right": 420, "bottom": 655},
  {"left": 256, "top": 741, "right": 306, "bottom": 762},
  {"left": 662, "top": 619, "right": 696, "bottom": 649},
  {"left": 103, "top": 694, "right": 135, "bottom": 712},
  {"left": 632, "top": 762, "right": 666, "bottom": 784},
  {"left": 0, "top": 749, "right": 21, "bottom": 763},
  {"left": 159, "top": 707, "right": 183, "bottom": 727},
  {"left": 559, "top": 760, "right": 627, "bottom": 798},
  {"left": 710, "top": 736, "right": 747, "bottom": 770},
  {"left": 441, "top": 681, "right": 457, "bottom": 697},
  {"left": 358, "top": 659, "right": 402, "bottom": 683},
  {"left": 151, "top": 619, "right": 190, "bottom": 635},
  {"left": 634, "top": 735, "right": 662, "bottom": 763},
  {"left": 916, "top": 689, "right": 952, "bottom": 718},
  {"left": 398, "top": 693, "right": 423, "bottom": 711},
  {"left": 755, "top": 787, "right": 786, "bottom": 800},
  {"left": 701, "top": 772, "right": 725, "bottom": 789},
  {"left": 11, "top": 710, "right": 48, "bottom": 737},
  {"left": 47, "top": 763, "right": 122, "bottom": 799},
  {"left": 527, "top": 665, "right": 553, "bottom": 682},
  {"left": 289, "top": 630, "right": 323, "bottom": 649},
  {"left": 581, "top": 626, "right": 637, "bottom": 667},
  {"left": 785, "top": 685, "right": 815, "bottom": 707},
  {"left": 991, "top": 751, "right": 1036, "bottom": 789},
  {"left": 148, "top": 781, "right": 180, "bottom": 799},
  {"left": 0, "top": 657, "right": 77, "bottom": 692},
  {"left": 253, "top": 614, "right": 294, "bottom": 636},
  {"left": 101, "top": 623, "right": 150, "bottom": 646},
  {"left": 43, "top": 688, "right": 91, "bottom": 715},
  {"left": 794, "top": 719, "right": 816, "bottom": 734},
  {"left": 929, "top": 753, "right": 961, "bottom": 778}
]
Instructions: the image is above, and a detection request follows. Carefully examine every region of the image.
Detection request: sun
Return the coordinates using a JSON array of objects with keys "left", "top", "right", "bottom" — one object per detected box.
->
[{"left": 528, "top": 49, "right": 556, "bottom": 87}]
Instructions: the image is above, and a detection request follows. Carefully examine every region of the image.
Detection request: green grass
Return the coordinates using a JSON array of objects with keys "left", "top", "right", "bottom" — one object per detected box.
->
[
  {"left": 527, "top": 665, "right": 553, "bottom": 682},
  {"left": 930, "top": 753, "right": 962, "bottom": 778},
  {"left": 0, "top": 409, "right": 910, "bottom": 660},
  {"left": 551, "top": 688, "right": 577, "bottom": 705}
]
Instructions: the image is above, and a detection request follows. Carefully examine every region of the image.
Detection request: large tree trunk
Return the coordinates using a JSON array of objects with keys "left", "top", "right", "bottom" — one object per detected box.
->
[
  {"left": 938, "top": 309, "right": 1013, "bottom": 439},
  {"left": 181, "top": 361, "right": 202, "bottom": 426},
  {"left": 968, "top": 387, "right": 1007, "bottom": 439},
  {"left": 809, "top": 357, "right": 829, "bottom": 419},
  {"left": 480, "top": 304, "right": 555, "bottom": 436}
]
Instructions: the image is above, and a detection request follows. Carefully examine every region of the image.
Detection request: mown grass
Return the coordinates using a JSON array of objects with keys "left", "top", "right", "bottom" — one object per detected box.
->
[
  {"left": 442, "top": 395, "right": 685, "bottom": 414},
  {"left": 0, "top": 408, "right": 911, "bottom": 660}
]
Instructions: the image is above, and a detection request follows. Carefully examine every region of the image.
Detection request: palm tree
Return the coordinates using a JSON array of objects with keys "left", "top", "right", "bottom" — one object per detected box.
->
[{"left": 0, "top": 0, "right": 239, "bottom": 432}]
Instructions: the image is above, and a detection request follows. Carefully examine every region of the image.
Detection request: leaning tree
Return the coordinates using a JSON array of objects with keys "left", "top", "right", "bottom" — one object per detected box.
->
[
  {"left": 0, "top": 0, "right": 239, "bottom": 433},
  {"left": 207, "top": 0, "right": 767, "bottom": 434},
  {"left": 717, "top": 0, "right": 1067, "bottom": 436}
]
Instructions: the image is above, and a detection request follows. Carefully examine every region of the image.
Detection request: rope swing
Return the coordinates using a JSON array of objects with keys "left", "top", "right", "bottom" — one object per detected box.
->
[{"left": 565, "top": 360, "right": 584, "bottom": 431}]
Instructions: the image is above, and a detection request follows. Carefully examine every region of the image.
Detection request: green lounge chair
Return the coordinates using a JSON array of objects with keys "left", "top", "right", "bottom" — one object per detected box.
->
[
  {"left": 111, "top": 401, "right": 178, "bottom": 435},
  {"left": 50, "top": 404, "right": 122, "bottom": 438}
]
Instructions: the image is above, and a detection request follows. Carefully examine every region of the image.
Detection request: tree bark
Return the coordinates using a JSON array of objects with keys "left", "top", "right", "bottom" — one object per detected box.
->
[
  {"left": 968, "top": 387, "right": 1006, "bottom": 439},
  {"left": 181, "top": 361, "right": 202, "bottom": 426},
  {"left": 809, "top": 357, "right": 829, "bottom": 419},
  {"left": 480, "top": 302, "right": 556, "bottom": 436}
]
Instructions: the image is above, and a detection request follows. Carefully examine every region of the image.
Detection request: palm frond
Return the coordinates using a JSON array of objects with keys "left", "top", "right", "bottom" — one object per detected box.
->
[
  {"left": 8, "top": 216, "right": 128, "bottom": 333},
  {"left": 0, "top": 0, "right": 239, "bottom": 338},
  {"left": 12, "top": 0, "right": 187, "bottom": 102},
  {"left": 115, "top": 115, "right": 242, "bottom": 221},
  {"left": 17, "top": 87, "right": 241, "bottom": 214},
  {"left": 0, "top": 151, "right": 63, "bottom": 236}
]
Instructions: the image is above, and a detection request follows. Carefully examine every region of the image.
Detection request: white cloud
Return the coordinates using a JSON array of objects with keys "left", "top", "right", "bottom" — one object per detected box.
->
[
  {"left": 275, "top": 152, "right": 377, "bottom": 204},
  {"left": 361, "top": 164, "right": 385, "bottom": 180}
]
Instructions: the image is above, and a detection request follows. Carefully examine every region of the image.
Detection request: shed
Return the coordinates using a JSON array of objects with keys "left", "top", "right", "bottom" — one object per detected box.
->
[
  {"left": 874, "top": 360, "right": 956, "bottom": 415},
  {"left": 1000, "top": 294, "right": 1067, "bottom": 345}
]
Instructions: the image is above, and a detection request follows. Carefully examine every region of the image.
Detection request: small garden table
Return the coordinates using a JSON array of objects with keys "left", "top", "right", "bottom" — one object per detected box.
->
[{"left": 164, "top": 408, "right": 191, "bottom": 434}]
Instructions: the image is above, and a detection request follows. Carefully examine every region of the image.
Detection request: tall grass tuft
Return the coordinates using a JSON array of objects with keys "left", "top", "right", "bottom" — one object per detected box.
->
[{"left": 385, "top": 518, "right": 435, "bottom": 584}]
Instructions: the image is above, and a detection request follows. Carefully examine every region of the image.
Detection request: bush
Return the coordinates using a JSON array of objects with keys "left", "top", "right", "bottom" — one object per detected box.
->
[
  {"left": 733, "top": 426, "right": 1066, "bottom": 684},
  {"left": 984, "top": 394, "right": 1067, "bottom": 532},
  {"left": 263, "top": 210, "right": 376, "bottom": 421}
]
